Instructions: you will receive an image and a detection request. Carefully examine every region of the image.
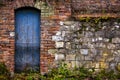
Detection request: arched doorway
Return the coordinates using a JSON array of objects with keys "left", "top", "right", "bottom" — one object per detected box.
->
[{"left": 15, "top": 7, "right": 40, "bottom": 72}]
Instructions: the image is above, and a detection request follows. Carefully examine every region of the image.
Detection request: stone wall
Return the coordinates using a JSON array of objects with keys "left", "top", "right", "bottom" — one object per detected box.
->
[
  {"left": 0, "top": 0, "right": 120, "bottom": 74},
  {"left": 50, "top": 19, "right": 120, "bottom": 71}
]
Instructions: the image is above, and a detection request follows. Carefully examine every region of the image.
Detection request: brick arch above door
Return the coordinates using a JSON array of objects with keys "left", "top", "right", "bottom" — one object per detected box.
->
[{"left": 13, "top": 0, "right": 35, "bottom": 9}]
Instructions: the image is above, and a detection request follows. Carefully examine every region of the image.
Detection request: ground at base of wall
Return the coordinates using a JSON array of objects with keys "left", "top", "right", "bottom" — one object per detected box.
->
[{"left": 0, "top": 62, "right": 120, "bottom": 80}]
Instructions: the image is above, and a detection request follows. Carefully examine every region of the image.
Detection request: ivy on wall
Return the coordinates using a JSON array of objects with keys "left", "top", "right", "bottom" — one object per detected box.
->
[{"left": 75, "top": 18, "right": 118, "bottom": 39}]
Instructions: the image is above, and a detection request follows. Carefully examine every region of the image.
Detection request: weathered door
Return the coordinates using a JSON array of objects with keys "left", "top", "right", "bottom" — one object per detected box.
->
[{"left": 15, "top": 7, "right": 40, "bottom": 72}]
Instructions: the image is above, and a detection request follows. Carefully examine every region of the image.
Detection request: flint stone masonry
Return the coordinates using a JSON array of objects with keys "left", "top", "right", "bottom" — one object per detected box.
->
[{"left": 51, "top": 20, "right": 120, "bottom": 70}]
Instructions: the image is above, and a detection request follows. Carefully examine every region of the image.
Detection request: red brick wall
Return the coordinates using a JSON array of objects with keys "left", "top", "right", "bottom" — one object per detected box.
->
[{"left": 0, "top": 0, "right": 71, "bottom": 73}]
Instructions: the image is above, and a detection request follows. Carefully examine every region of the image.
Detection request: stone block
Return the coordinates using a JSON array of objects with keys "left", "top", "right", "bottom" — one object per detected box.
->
[
  {"left": 110, "top": 63, "right": 116, "bottom": 70},
  {"left": 61, "top": 31, "right": 66, "bottom": 37},
  {"left": 71, "top": 25, "right": 76, "bottom": 31},
  {"left": 115, "top": 44, "right": 120, "bottom": 50},
  {"left": 98, "top": 37, "right": 103, "bottom": 41},
  {"left": 75, "top": 61, "right": 80, "bottom": 67},
  {"left": 68, "top": 50, "right": 76, "bottom": 54},
  {"left": 59, "top": 21, "right": 64, "bottom": 25},
  {"left": 58, "top": 49, "right": 66, "bottom": 54},
  {"left": 85, "top": 56, "right": 92, "bottom": 61},
  {"left": 118, "top": 50, "right": 120, "bottom": 53},
  {"left": 64, "top": 21, "right": 75, "bottom": 26},
  {"left": 107, "top": 57, "right": 114, "bottom": 62},
  {"left": 95, "top": 63, "right": 100, "bottom": 68},
  {"left": 71, "top": 61, "right": 76, "bottom": 68},
  {"left": 52, "top": 36, "right": 64, "bottom": 41},
  {"left": 66, "top": 42, "right": 71, "bottom": 49},
  {"left": 92, "top": 38, "right": 96, "bottom": 42},
  {"left": 48, "top": 49, "right": 57, "bottom": 54},
  {"left": 112, "top": 37, "right": 120, "bottom": 43},
  {"left": 60, "top": 26, "right": 68, "bottom": 31},
  {"left": 84, "top": 61, "right": 93, "bottom": 68},
  {"left": 56, "top": 31, "right": 61, "bottom": 36},
  {"left": 94, "top": 43, "right": 106, "bottom": 48},
  {"left": 103, "top": 38, "right": 109, "bottom": 42},
  {"left": 116, "top": 63, "right": 120, "bottom": 71},
  {"left": 107, "top": 43, "right": 115, "bottom": 49},
  {"left": 81, "top": 37, "right": 90, "bottom": 42},
  {"left": 80, "top": 49, "right": 88, "bottom": 55},
  {"left": 55, "top": 53, "right": 65, "bottom": 60},
  {"left": 75, "top": 55, "right": 84, "bottom": 61},
  {"left": 55, "top": 42, "right": 64, "bottom": 48},
  {"left": 9, "top": 32, "right": 15, "bottom": 37},
  {"left": 85, "top": 31, "right": 94, "bottom": 37},
  {"left": 114, "top": 57, "right": 120, "bottom": 62},
  {"left": 100, "top": 62, "right": 108, "bottom": 69},
  {"left": 76, "top": 45, "right": 81, "bottom": 49},
  {"left": 95, "top": 31, "right": 105, "bottom": 37},
  {"left": 66, "top": 54, "right": 76, "bottom": 61},
  {"left": 88, "top": 43, "right": 94, "bottom": 48},
  {"left": 65, "top": 61, "right": 72, "bottom": 68}
]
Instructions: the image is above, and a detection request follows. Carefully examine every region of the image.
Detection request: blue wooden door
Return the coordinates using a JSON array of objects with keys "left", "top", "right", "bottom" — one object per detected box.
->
[{"left": 15, "top": 7, "right": 40, "bottom": 72}]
